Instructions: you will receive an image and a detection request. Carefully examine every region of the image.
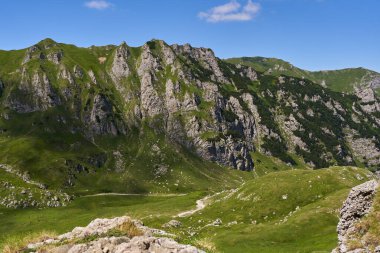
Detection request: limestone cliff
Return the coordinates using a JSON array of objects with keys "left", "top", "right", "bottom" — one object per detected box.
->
[{"left": 0, "top": 39, "right": 379, "bottom": 174}]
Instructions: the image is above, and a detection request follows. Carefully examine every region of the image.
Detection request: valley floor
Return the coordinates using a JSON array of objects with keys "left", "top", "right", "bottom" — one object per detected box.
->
[{"left": 0, "top": 166, "right": 374, "bottom": 253}]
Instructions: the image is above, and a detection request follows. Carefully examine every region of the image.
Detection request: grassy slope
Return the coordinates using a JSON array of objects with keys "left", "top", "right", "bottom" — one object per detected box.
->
[
  {"left": 0, "top": 169, "right": 64, "bottom": 207},
  {"left": 226, "top": 57, "right": 380, "bottom": 94},
  {"left": 161, "top": 166, "right": 373, "bottom": 253},
  {"left": 0, "top": 125, "right": 249, "bottom": 195},
  {"left": 1, "top": 165, "right": 372, "bottom": 253},
  {"left": 0, "top": 192, "right": 203, "bottom": 248}
]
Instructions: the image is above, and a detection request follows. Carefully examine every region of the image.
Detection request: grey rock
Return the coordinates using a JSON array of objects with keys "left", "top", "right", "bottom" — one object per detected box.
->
[
  {"left": 58, "top": 66, "right": 75, "bottom": 86},
  {"left": 47, "top": 50, "right": 64, "bottom": 64},
  {"left": 6, "top": 70, "right": 61, "bottom": 113},
  {"left": 111, "top": 43, "right": 130, "bottom": 81},
  {"left": 55, "top": 236, "right": 204, "bottom": 253},
  {"left": 22, "top": 45, "right": 42, "bottom": 64},
  {"left": 162, "top": 220, "right": 182, "bottom": 228},
  {"left": 212, "top": 218, "right": 222, "bottom": 226},
  {"left": 83, "top": 94, "right": 125, "bottom": 136},
  {"left": 29, "top": 216, "right": 204, "bottom": 253},
  {"left": 334, "top": 180, "right": 378, "bottom": 253},
  {"left": 346, "top": 129, "right": 380, "bottom": 166},
  {"left": 88, "top": 70, "right": 97, "bottom": 84},
  {"left": 139, "top": 72, "right": 165, "bottom": 118},
  {"left": 172, "top": 43, "right": 228, "bottom": 83},
  {"left": 74, "top": 65, "right": 84, "bottom": 79}
]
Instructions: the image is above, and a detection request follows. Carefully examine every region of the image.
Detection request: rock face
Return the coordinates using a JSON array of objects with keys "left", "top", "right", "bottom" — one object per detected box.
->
[
  {"left": 83, "top": 94, "right": 125, "bottom": 136},
  {"left": 6, "top": 70, "right": 60, "bottom": 113},
  {"left": 0, "top": 39, "right": 380, "bottom": 172},
  {"left": 27, "top": 216, "right": 204, "bottom": 253},
  {"left": 334, "top": 180, "right": 379, "bottom": 253}
]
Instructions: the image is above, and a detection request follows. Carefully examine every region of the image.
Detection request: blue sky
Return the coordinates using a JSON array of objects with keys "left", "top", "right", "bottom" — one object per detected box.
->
[{"left": 1, "top": 0, "right": 379, "bottom": 72}]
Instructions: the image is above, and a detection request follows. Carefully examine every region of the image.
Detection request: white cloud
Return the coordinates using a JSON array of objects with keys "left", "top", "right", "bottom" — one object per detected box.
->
[
  {"left": 199, "top": 0, "right": 260, "bottom": 23},
  {"left": 85, "top": 0, "right": 112, "bottom": 10}
]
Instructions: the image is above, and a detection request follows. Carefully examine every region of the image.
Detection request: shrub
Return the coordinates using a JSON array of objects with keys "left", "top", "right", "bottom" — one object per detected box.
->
[{"left": 107, "top": 220, "right": 144, "bottom": 238}]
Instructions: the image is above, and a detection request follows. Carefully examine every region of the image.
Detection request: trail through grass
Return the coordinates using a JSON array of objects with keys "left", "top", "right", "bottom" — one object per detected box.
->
[{"left": 0, "top": 166, "right": 374, "bottom": 253}]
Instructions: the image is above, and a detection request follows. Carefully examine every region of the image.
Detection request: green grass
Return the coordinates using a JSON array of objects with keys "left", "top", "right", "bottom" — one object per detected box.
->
[
  {"left": 160, "top": 166, "right": 373, "bottom": 253},
  {"left": 209, "top": 189, "right": 349, "bottom": 253},
  {"left": 0, "top": 192, "right": 202, "bottom": 248},
  {"left": 0, "top": 108, "right": 250, "bottom": 195},
  {"left": 226, "top": 57, "right": 380, "bottom": 94},
  {"left": 251, "top": 151, "right": 303, "bottom": 176},
  {"left": 0, "top": 166, "right": 374, "bottom": 252}
]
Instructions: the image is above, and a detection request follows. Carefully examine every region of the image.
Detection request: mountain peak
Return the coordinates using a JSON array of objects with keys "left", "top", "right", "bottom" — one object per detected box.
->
[{"left": 35, "top": 38, "right": 58, "bottom": 49}]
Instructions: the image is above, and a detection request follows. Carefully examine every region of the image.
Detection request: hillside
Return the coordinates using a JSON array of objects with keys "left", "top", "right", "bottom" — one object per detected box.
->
[
  {"left": 0, "top": 39, "right": 379, "bottom": 206},
  {"left": 1, "top": 166, "right": 374, "bottom": 252},
  {"left": 226, "top": 57, "right": 380, "bottom": 94}
]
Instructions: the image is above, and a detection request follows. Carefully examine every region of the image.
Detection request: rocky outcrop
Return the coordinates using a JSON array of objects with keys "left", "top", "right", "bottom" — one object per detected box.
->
[
  {"left": 333, "top": 180, "right": 379, "bottom": 253},
  {"left": 49, "top": 236, "right": 204, "bottom": 253},
  {"left": 111, "top": 43, "right": 130, "bottom": 81},
  {"left": 83, "top": 94, "right": 125, "bottom": 136},
  {"left": 88, "top": 70, "right": 97, "bottom": 85},
  {"left": 355, "top": 87, "right": 380, "bottom": 114},
  {"left": 172, "top": 43, "right": 228, "bottom": 84},
  {"left": 22, "top": 45, "right": 45, "bottom": 64},
  {"left": 345, "top": 129, "right": 380, "bottom": 167},
  {"left": 47, "top": 50, "right": 63, "bottom": 65},
  {"left": 0, "top": 164, "right": 72, "bottom": 208},
  {"left": 73, "top": 65, "right": 84, "bottom": 79},
  {"left": 369, "top": 76, "right": 380, "bottom": 90},
  {"left": 5, "top": 70, "right": 60, "bottom": 113},
  {"left": 130, "top": 41, "right": 256, "bottom": 170},
  {"left": 27, "top": 216, "right": 204, "bottom": 253}
]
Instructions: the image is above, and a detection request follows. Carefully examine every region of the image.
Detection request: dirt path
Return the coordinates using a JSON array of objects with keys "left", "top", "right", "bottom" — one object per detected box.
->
[
  {"left": 176, "top": 195, "right": 211, "bottom": 217},
  {"left": 175, "top": 187, "right": 241, "bottom": 218},
  {"left": 81, "top": 193, "right": 187, "bottom": 198}
]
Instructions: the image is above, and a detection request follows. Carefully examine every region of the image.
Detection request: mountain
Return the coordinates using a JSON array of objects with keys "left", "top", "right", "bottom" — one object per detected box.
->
[
  {"left": 226, "top": 57, "right": 380, "bottom": 94},
  {"left": 0, "top": 39, "right": 379, "bottom": 207}
]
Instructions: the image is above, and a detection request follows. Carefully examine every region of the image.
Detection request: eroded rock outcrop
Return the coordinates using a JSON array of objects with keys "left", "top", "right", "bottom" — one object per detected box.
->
[
  {"left": 27, "top": 216, "right": 204, "bottom": 253},
  {"left": 111, "top": 42, "right": 130, "bottom": 81},
  {"left": 333, "top": 180, "right": 379, "bottom": 253},
  {"left": 6, "top": 70, "right": 60, "bottom": 113},
  {"left": 83, "top": 94, "right": 126, "bottom": 136}
]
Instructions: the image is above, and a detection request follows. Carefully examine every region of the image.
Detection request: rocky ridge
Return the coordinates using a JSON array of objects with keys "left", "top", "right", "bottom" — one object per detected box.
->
[{"left": 0, "top": 38, "right": 379, "bottom": 188}]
